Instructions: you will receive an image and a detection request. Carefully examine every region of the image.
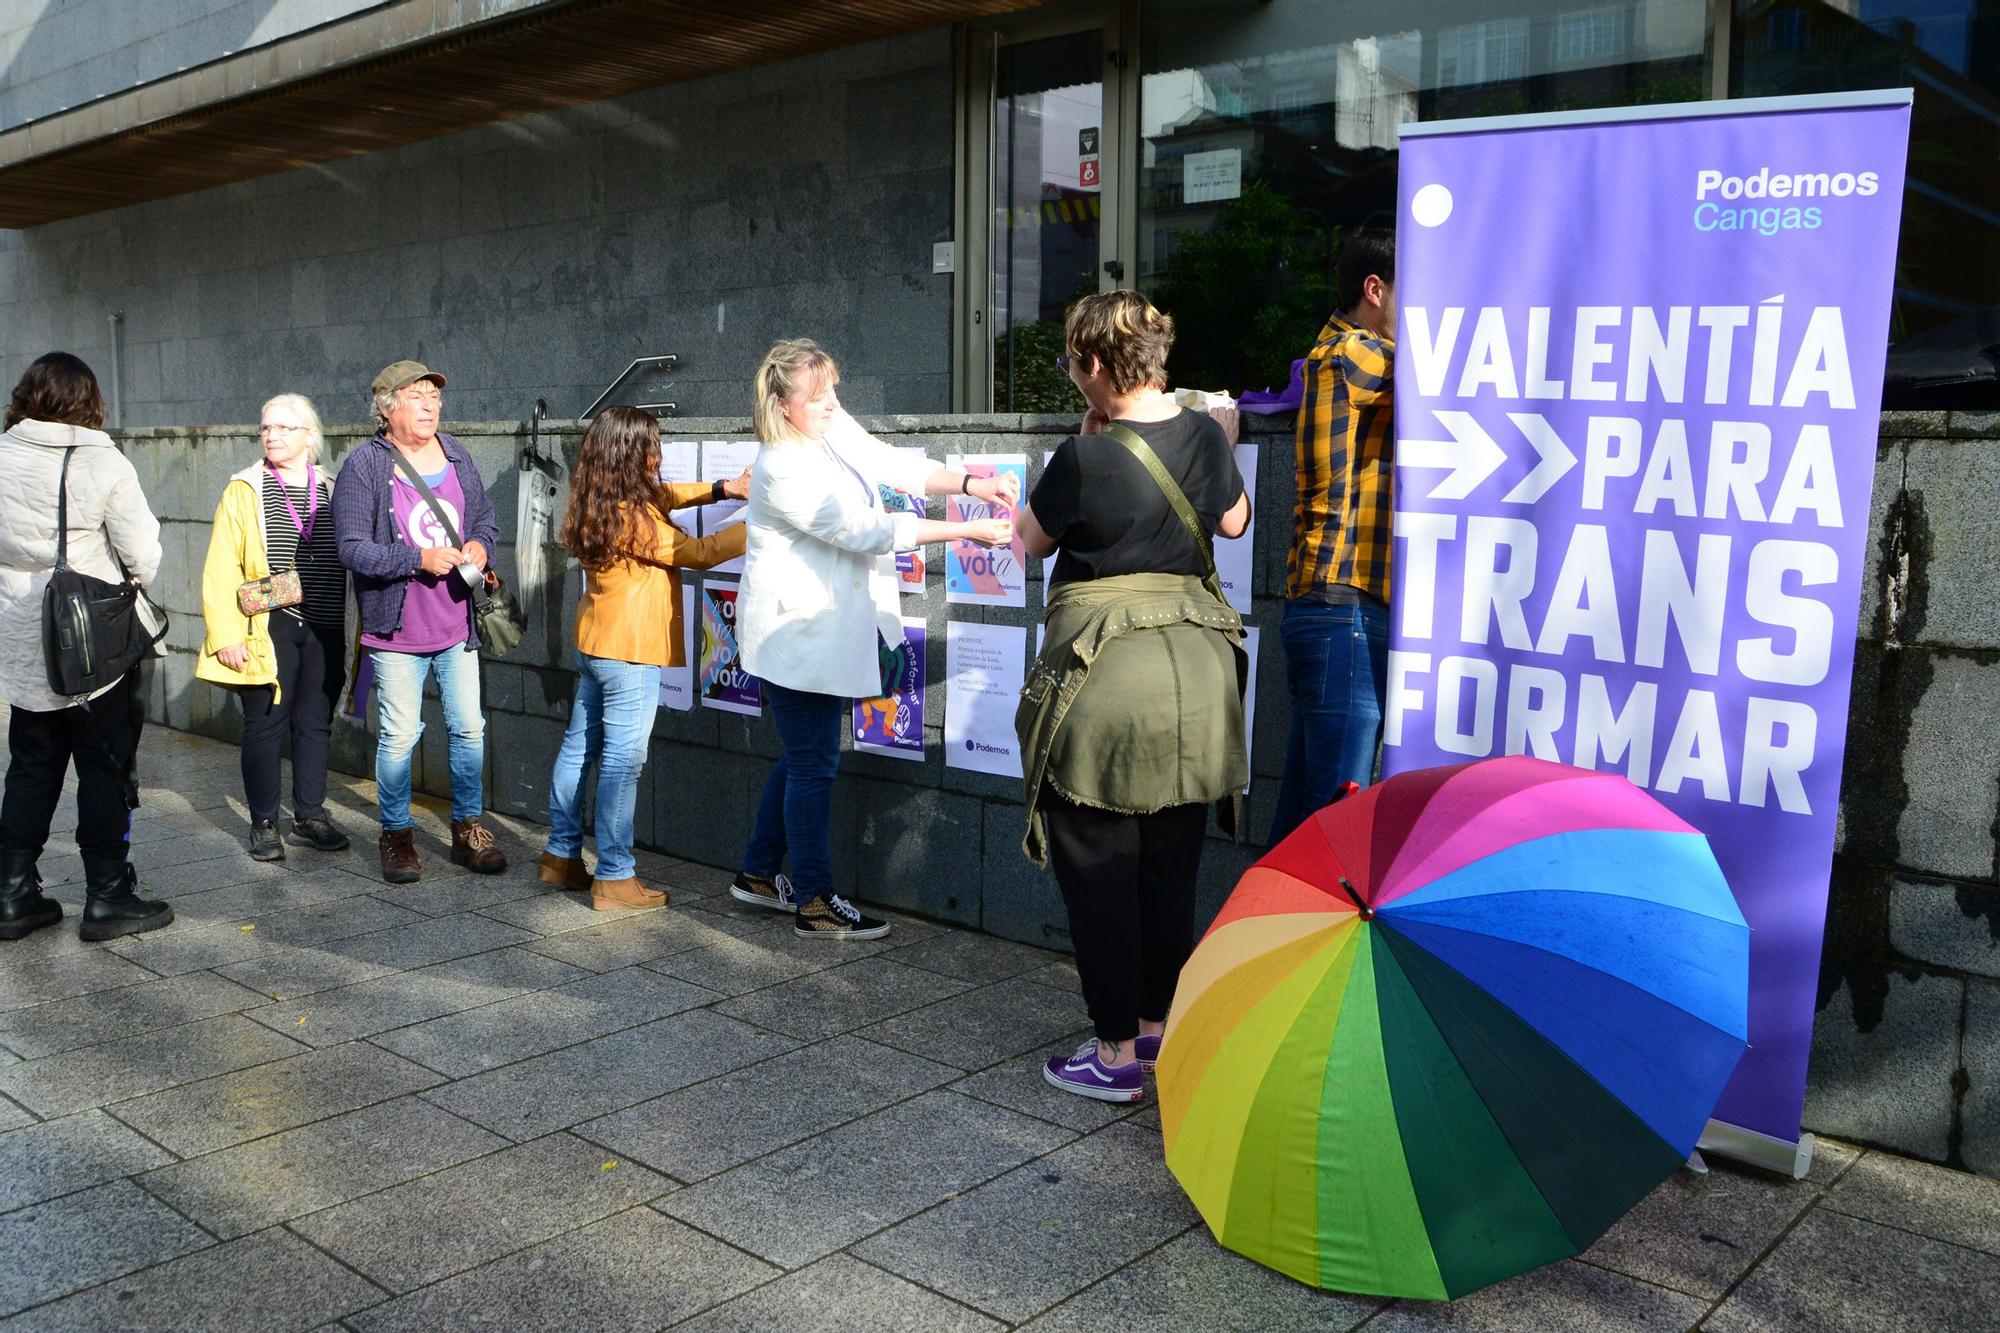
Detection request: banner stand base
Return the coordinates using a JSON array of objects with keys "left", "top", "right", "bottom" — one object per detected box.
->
[{"left": 1698, "top": 1120, "right": 1816, "bottom": 1180}]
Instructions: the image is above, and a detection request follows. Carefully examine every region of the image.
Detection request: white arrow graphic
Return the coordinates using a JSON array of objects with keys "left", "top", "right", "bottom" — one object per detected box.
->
[
  {"left": 1502, "top": 412, "right": 1578, "bottom": 504},
  {"left": 1396, "top": 409, "right": 1504, "bottom": 500}
]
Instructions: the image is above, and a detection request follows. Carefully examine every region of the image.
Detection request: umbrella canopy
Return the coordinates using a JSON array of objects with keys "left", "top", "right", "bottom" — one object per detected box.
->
[{"left": 1158, "top": 755, "right": 1749, "bottom": 1300}]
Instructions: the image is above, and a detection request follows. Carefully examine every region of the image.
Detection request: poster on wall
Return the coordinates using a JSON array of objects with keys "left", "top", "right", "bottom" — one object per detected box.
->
[
  {"left": 943, "top": 621, "right": 1025, "bottom": 777},
  {"left": 1240, "top": 625, "right": 1259, "bottom": 794},
  {"left": 853, "top": 617, "right": 927, "bottom": 761},
  {"left": 880, "top": 447, "right": 931, "bottom": 595},
  {"left": 698, "top": 578, "right": 761, "bottom": 716},
  {"left": 700, "top": 439, "right": 759, "bottom": 574},
  {"left": 658, "top": 583, "right": 696, "bottom": 712},
  {"left": 659, "top": 438, "right": 702, "bottom": 535},
  {"left": 1385, "top": 90, "right": 1912, "bottom": 1167},
  {"left": 945, "top": 453, "right": 1027, "bottom": 607},
  {"left": 1215, "top": 442, "right": 1257, "bottom": 614}
]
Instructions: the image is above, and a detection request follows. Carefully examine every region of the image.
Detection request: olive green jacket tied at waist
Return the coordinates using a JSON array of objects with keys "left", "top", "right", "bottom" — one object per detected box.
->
[{"left": 1015, "top": 572, "right": 1249, "bottom": 867}]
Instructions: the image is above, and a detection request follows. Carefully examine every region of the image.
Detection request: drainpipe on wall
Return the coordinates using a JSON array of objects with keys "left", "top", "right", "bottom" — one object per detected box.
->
[{"left": 106, "top": 311, "right": 124, "bottom": 427}]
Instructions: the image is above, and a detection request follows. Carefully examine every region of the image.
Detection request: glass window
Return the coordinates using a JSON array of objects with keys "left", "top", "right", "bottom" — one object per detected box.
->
[
  {"left": 1136, "top": 0, "right": 1713, "bottom": 396},
  {"left": 1733, "top": 1, "right": 1999, "bottom": 341}
]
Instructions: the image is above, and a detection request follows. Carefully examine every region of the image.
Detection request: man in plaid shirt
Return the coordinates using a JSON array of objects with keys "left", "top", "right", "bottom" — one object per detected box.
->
[{"left": 1270, "top": 228, "right": 1397, "bottom": 843}]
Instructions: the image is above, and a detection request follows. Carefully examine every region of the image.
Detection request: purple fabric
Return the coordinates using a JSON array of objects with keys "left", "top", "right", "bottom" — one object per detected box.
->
[
  {"left": 1381, "top": 97, "right": 1910, "bottom": 1144},
  {"left": 360, "top": 465, "right": 471, "bottom": 653},
  {"left": 1236, "top": 357, "right": 1306, "bottom": 415}
]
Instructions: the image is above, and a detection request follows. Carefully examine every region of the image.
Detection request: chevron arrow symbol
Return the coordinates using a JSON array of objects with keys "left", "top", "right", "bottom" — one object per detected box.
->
[
  {"left": 1396, "top": 410, "right": 1505, "bottom": 500},
  {"left": 1503, "top": 412, "right": 1578, "bottom": 504}
]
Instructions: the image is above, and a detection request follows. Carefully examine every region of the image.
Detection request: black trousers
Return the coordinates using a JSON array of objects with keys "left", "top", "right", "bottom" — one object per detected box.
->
[
  {"left": 0, "top": 669, "right": 143, "bottom": 862},
  {"left": 1043, "top": 792, "right": 1211, "bottom": 1044},
  {"left": 239, "top": 616, "right": 346, "bottom": 826}
]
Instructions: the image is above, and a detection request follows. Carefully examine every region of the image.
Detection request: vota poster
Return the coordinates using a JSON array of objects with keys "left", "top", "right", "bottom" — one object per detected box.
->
[
  {"left": 945, "top": 453, "right": 1028, "bottom": 606},
  {"left": 1386, "top": 92, "right": 1910, "bottom": 1153},
  {"left": 698, "top": 578, "right": 760, "bottom": 716}
]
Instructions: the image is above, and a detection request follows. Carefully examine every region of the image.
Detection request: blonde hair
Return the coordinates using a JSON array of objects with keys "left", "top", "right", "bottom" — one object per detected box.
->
[
  {"left": 1063, "top": 291, "right": 1175, "bottom": 395},
  {"left": 753, "top": 338, "right": 839, "bottom": 443},
  {"left": 261, "top": 392, "right": 326, "bottom": 460}
]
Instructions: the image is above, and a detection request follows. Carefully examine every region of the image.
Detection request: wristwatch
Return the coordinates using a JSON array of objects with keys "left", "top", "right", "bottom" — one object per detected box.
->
[{"left": 711, "top": 478, "right": 727, "bottom": 503}]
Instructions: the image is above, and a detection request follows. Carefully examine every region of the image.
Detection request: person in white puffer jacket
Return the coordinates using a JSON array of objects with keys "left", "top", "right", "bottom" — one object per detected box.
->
[{"left": 0, "top": 352, "right": 171, "bottom": 944}]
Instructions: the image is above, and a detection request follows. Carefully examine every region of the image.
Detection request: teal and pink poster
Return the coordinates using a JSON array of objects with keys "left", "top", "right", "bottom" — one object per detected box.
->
[{"left": 944, "top": 453, "right": 1026, "bottom": 607}]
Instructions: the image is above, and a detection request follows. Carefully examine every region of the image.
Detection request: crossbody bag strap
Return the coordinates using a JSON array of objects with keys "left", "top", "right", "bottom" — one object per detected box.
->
[
  {"left": 388, "top": 448, "right": 466, "bottom": 548},
  {"left": 1098, "top": 422, "right": 1219, "bottom": 588},
  {"left": 53, "top": 447, "right": 74, "bottom": 571}
]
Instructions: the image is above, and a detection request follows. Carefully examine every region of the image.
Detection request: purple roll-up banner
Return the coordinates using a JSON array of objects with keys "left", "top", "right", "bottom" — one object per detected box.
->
[{"left": 1384, "top": 92, "right": 1911, "bottom": 1170}]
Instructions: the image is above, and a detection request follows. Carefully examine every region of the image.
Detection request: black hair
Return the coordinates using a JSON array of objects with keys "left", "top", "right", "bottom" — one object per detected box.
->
[{"left": 1336, "top": 228, "right": 1396, "bottom": 314}]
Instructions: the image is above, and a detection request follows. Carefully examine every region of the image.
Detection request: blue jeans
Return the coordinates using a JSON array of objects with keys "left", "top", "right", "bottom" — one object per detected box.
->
[
  {"left": 741, "top": 679, "right": 846, "bottom": 905},
  {"left": 546, "top": 654, "right": 662, "bottom": 882},
  {"left": 371, "top": 645, "right": 485, "bottom": 830},
  {"left": 1269, "top": 598, "right": 1389, "bottom": 844}
]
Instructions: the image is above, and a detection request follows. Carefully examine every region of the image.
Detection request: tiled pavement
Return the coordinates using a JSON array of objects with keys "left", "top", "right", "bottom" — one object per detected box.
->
[{"left": 3, "top": 723, "right": 1999, "bottom": 1330}]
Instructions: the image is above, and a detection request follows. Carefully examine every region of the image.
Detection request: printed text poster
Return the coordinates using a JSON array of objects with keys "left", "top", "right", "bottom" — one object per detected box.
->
[
  {"left": 944, "top": 621, "right": 1025, "bottom": 777},
  {"left": 700, "top": 440, "right": 759, "bottom": 575}
]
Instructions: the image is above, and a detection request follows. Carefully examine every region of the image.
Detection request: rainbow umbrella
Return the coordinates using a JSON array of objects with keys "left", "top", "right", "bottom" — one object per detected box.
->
[{"left": 1158, "top": 756, "right": 1749, "bottom": 1300}]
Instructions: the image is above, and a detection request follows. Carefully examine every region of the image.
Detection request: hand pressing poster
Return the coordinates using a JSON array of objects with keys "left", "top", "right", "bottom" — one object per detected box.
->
[
  {"left": 944, "top": 453, "right": 1027, "bottom": 607},
  {"left": 700, "top": 439, "right": 759, "bottom": 574},
  {"left": 853, "top": 618, "right": 927, "bottom": 761},
  {"left": 944, "top": 621, "right": 1025, "bottom": 777},
  {"left": 698, "top": 578, "right": 760, "bottom": 715}
]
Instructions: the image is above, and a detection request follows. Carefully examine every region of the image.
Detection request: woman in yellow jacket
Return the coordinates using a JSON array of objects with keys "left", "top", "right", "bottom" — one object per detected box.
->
[
  {"left": 539, "top": 406, "right": 748, "bottom": 910},
  {"left": 197, "top": 394, "right": 352, "bottom": 862}
]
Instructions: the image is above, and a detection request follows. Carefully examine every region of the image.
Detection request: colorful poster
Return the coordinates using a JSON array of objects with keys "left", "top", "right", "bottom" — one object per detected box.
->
[
  {"left": 943, "top": 621, "right": 1025, "bottom": 778},
  {"left": 658, "top": 583, "right": 695, "bottom": 712},
  {"left": 697, "top": 578, "right": 760, "bottom": 716},
  {"left": 1214, "top": 442, "right": 1257, "bottom": 614},
  {"left": 944, "top": 452, "right": 1027, "bottom": 607},
  {"left": 1386, "top": 92, "right": 1911, "bottom": 1154},
  {"left": 853, "top": 617, "right": 927, "bottom": 761},
  {"left": 700, "top": 439, "right": 759, "bottom": 575},
  {"left": 880, "top": 447, "right": 931, "bottom": 595}
]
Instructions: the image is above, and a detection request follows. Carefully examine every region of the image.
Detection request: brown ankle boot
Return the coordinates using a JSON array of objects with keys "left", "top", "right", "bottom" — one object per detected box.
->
[
  {"left": 451, "top": 818, "right": 508, "bottom": 874},
  {"left": 590, "top": 877, "right": 668, "bottom": 911},
  {"left": 378, "top": 828, "right": 421, "bottom": 884},
  {"left": 536, "top": 851, "right": 591, "bottom": 892}
]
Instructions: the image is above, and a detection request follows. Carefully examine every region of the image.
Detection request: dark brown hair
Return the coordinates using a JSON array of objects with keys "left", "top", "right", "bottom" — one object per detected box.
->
[
  {"left": 1063, "top": 291, "right": 1175, "bottom": 394},
  {"left": 6, "top": 352, "right": 107, "bottom": 430},
  {"left": 562, "top": 406, "right": 664, "bottom": 570}
]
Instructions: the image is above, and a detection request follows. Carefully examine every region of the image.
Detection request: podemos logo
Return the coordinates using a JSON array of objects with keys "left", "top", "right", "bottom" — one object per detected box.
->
[{"left": 1693, "top": 166, "right": 1879, "bottom": 237}]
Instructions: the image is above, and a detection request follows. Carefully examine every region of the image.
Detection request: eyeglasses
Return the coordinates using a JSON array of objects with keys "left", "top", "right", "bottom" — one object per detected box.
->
[
  {"left": 260, "top": 424, "right": 307, "bottom": 436},
  {"left": 1054, "top": 353, "right": 1072, "bottom": 373}
]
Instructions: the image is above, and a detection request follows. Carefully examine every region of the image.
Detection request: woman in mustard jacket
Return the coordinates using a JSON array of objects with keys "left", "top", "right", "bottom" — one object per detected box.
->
[
  {"left": 197, "top": 394, "right": 351, "bottom": 862},
  {"left": 539, "top": 406, "right": 747, "bottom": 910}
]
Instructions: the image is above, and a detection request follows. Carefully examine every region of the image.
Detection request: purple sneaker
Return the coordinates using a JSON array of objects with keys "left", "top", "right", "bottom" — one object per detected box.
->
[
  {"left": 1044, "top": 1040, "right": 1144, "bottom": 1103},
  {"left": 1135, "top": 1033, "right": 1162, "bottom": 1072}
]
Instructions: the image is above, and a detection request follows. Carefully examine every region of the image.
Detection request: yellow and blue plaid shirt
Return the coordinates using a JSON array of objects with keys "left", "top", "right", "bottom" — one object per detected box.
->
[{"left": 1286, "top": 314, "right": 1396, "bottom": 604}]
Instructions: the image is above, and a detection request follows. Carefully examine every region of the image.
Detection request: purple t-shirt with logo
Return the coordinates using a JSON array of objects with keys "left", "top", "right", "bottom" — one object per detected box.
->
[{"left": 360, "top": 463, "right": 472, "bottom": 653}]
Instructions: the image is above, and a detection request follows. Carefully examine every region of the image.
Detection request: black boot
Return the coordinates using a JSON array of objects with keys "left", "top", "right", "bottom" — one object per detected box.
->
[
  {"left": 79, "top": 856, "right": 172, "bottom": 943},
  {"left": 0, "top": 848, "right": 61, "bottom": 941}
]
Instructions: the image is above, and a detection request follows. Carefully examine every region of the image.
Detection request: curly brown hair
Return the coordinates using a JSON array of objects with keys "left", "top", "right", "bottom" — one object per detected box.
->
[
  {"left": 6, "top": 352, "right": 107, "bottom": 430},
  {"left": 562, "top": 406, "right": 663, "bottom": 571}
]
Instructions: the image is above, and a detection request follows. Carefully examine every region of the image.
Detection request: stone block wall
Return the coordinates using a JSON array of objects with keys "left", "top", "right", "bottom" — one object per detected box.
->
[{"left": 116, "top": 408, "right": 2000, "bottom": 1177}]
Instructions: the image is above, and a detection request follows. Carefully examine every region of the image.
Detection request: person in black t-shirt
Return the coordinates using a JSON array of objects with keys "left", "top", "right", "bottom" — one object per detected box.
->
[{"left": 1014, "top": 290, "right": 1251, "bottom": 1104}]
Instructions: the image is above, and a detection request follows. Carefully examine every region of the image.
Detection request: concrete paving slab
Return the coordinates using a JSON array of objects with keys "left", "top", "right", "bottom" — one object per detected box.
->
[
  {"left": 345, "top": 1206, "right": 773, "bottom": 1332},
  {"left": 1823, "top": 1151, "right": 2000, "bottom": 1257},
  {"left": 109, "top": 1041, "right": 443, "bottom": 1157},
  {"left": 661, "top": 1090, "right": 1073, "bottom": 1269},
  {"left": 1367, "top": 1260, "right": 1708, "bottom": 1330},
  {"left": 101, "top": 918, "right": 297, "bottom": 977},
  {"left": 640, "top": 920, "right": 887, "bottom": 996},
  {"left": 218, "top": 913, "right": 540, "bottom": 998},
  {"left": 226, "top": 896, "right": 432, "bottom": 951},
  {"left": 475, "top": 887, "right": 667, "bottom": 934},
  {"left": 673, "top": 1253, "right": 1002, "bottom": 1333},
  {"left": 0, "top": 949, "right": 157, "bottom": 1014},
  {"left": 854, "top": 1119, "right": 1195, "bottom": 1322},
  {"left": 289, "top": 1132, "right": 673, "bottom": 1294},
  {"left": 241, "top": 946, "right": 588, "bottom": 1048},
  {"left": 714, "top": 956, "right": 972, "bottom": 1042},
  {"left": 1706, "top": 1207, "right": 2000, "bottom": 1332},
  {"left": 0, "top": 1095, "right": 32, "bottom": 1133},
  {"left": 0, "top": 1013, "right": 306, "bottom": 1118},
  {"left": 138, "top": 1096, "right": 506, "bottom": 1239},
  {"left": 156, "top": 866, "right": 390, "bottom": 926},
  {"left": 885, "top": 930, "right": 1060, "bottom": 985},
  {"left": 368, "top": 872, "right": 549, "bottom": 919},
  {"left": 1022, "top": 1227, "right": 1382, "bottom": 1331},
  {"left": 0, "top": 1109, "right": 175, "bottom": 1213},
  {"left": 580, "top": 1034, "right": 959, "bottom": 1182},
  {"left": 0, "top": 1180, "right": 212, "bottom": 1317},
  {"left": 858, "top": 975, "right": 1087, "bottom": 1072},
  {"left": 0, "top": 971, "right": 271, "bottom": 1059},
  {"left": 0, "top": 1227, "right": 382, "bottom": 1332},
  {"left": 424, "top": 1008, "right": 798, "bottom": 1141},
  {"left": 371, "top": 965, "right": 719, "bottom": 1077},
  {"left": 520, "top": 905, "right": 770, "bottom": 973}
]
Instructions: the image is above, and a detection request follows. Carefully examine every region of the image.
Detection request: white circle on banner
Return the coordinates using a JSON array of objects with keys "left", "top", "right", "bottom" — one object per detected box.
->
[{"left": 1411, "top": 183, "right": 1454, "bottom": 228}]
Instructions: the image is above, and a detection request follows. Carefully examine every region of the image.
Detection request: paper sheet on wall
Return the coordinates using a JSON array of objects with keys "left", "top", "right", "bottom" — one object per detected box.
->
[
  {"left": 853, "top": 617, "right": 927, "bottom": 761},
  {"left": 698, "top": 578, "right": 761, "bottom": 715},
  {"left": 943, "top": 621, "right": 1024, "bottom": 777},
  {"left": 658, "top": 583, "right": 695, "bottom": 711},
  {"left": 1215, "top": 443, "right": 1256, "bottom": 614},
  {"left": 700, "top": 439, "right": 759, "bottom": 574},
  {"left": 881, "top": 447, "right": 930, "bottom": 595},
  {"left": 1240, "top": 625, "right": 1259, "bottom": 793},
  {"left": 658, "top": 438, "right": 702, "bottom": 535},
  {"left": 944, "top": 453, "right": 1027, "bottom": 607},
  {"left": 1184, "top": 148, "right": 1241, "bottom": 203}
]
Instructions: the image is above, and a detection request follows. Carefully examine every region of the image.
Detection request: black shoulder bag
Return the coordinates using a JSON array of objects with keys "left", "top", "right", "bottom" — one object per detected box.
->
[
  {"left": 387, "top": 450, "right": 523, "bottom": 658},
  {"left": 42, "top": 447, "right": 169, "bottom": 697}
]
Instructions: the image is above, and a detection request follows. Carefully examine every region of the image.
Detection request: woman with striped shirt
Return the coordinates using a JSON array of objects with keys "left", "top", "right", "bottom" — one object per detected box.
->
[{"left": 197, "top": 394, "right": 352, "bottom": 861}]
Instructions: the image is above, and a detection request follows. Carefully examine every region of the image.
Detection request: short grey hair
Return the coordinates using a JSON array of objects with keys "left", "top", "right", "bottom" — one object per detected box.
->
[
  {"left": 371, "top": 384, "right": 399, "bottom": 422},
  {"left": 261, "top": 392, "right": 325, "bottom": 460}
]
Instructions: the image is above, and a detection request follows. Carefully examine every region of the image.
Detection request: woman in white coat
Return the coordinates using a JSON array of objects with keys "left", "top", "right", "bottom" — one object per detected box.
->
[
  {"left": 729, "top": 338, "right": 1014, "bottom": 939},
  {"left": 0, "top": 352, "right": 171, "bottom": 944}
]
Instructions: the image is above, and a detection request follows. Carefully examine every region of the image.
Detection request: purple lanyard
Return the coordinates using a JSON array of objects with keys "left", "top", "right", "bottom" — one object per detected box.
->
[{"left": 267, "top": 462, "right": 318, "bottom": 544}]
